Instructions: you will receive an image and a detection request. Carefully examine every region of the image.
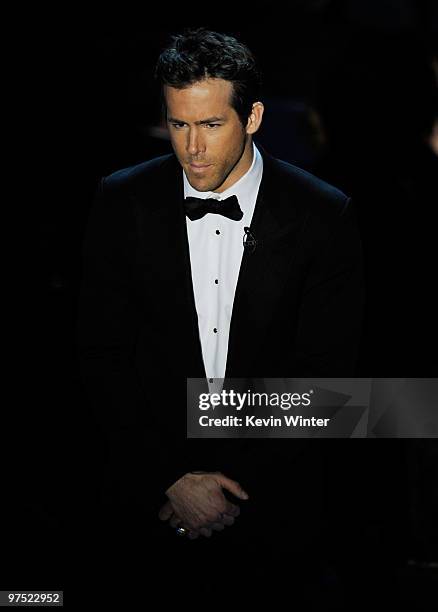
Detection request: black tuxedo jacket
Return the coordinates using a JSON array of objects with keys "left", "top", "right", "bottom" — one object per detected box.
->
[{"left": 77, "top": 144, "right": 364, "bottom": 523}]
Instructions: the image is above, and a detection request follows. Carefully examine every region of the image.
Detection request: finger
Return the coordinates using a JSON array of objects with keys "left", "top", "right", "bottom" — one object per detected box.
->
[
  {"left": 214, "top": 473, "right": 249, "bottom": 500},
  {"left": 158, "top": 501, "right": 174, "bottom": 521},
  {"left": 225, "top": 502, "right": 240, "bottom": 517},
  {"left": 169, "top": 515, "right": 181, "bottom": 529},
  {"left": 221, "top": 514, "right": 235, "bottom": 526},
  {"left": 199, "top": 527, "right": 213, "bottom": 538},
  {"left": 210, "top": 522, "right": 225, "bottom": 532}
]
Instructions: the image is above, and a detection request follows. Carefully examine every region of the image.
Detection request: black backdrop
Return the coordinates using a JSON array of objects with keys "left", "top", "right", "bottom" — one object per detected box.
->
[{"left": 6, "top": 2, "right": 438, "bottom": 606}]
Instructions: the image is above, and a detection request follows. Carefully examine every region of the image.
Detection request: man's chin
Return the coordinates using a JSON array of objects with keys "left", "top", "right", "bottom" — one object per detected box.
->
[{"left": 187, "top": 176, "right": 217, "bottom": 192}]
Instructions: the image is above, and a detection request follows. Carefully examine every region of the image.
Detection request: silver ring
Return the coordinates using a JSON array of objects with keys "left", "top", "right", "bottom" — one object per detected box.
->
[{"left": 175, "top": 526, "right": 189, "bottom": 536}]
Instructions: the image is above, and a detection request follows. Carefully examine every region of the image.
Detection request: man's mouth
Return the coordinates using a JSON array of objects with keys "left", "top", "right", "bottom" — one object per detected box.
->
[{"left": 189, "top": 163, "right": 212, "bottom": 173}]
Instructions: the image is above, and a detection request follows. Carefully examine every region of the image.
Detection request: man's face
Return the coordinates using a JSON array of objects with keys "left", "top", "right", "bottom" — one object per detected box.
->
[{"left": 164, "top": 78, "right": 254, "bottom": 193}]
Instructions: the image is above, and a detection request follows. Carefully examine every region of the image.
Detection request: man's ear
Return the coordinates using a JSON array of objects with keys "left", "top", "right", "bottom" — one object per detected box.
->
[{"left": 246, "top": 102, "right": 264, "bottom": 135}]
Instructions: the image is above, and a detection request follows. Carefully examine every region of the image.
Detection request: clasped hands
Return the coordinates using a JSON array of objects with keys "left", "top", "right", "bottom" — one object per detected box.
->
[{"left": 158, "top": 471, "right": 249, "bottom": 539}]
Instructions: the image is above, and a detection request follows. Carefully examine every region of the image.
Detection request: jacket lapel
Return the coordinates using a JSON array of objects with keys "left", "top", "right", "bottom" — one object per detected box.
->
[
  {"left": 133, "top": 155, "right": 206, "bottom": 377},
  {"left": 225, "top": 148, "right": 309, "bottom": 377}
]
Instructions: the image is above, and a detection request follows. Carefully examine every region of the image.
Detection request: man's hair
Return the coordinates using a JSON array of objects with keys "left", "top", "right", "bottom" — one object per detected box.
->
[{"left": 155, "top": 28, "right": 262, "bottom": 127}]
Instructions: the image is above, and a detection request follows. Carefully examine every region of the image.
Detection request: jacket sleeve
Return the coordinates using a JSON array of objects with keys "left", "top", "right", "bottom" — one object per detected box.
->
[
  {"left": 291, "top": 197, "right": 365, "bottom": 376},
  {"left": 77, "top": 178, "right": 192, "bottom": 513}
]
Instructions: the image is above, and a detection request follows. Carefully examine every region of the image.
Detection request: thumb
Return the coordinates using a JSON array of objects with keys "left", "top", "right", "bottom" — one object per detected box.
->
[
  {"left": 214, "top": 473, "right": 249, "bottom": 500},
  {"left": 158, "top": 500, "right": 174, "bottom": 521}
]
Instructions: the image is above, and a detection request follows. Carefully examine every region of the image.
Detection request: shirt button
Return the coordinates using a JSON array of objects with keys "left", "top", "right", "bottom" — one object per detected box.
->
[
  {"left": 216, "top": 230, "right": 220, "bottom": 235},
  {"left": 213, "top": 328, "right": 218, "bottom": 333},
  {"left": 214, "top": 279, "right": 218, "bottom": 284}
]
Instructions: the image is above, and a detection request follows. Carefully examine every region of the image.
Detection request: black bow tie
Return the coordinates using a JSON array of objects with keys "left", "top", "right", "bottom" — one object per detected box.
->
[{"left": 184, "top": 195, "right": 243, "bottom": 221}]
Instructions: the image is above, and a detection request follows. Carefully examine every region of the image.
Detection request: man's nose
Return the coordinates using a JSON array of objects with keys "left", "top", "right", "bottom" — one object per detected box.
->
[{"left": 187, "top": 128, "right": 205, "bottom": 156}]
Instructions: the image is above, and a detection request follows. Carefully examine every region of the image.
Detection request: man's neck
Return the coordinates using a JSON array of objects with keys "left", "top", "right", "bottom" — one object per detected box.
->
[{"left": 214, "top": 138, "right": 254, "bottom": 193}]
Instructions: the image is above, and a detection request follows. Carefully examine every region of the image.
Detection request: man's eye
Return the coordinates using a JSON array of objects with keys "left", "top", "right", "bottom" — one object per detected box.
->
[
  {"left": 171, "top": 123, "right": 185, "bottom": 129},
  {"left": 205, "top": 123, "right": 220, "bottom": 129}
]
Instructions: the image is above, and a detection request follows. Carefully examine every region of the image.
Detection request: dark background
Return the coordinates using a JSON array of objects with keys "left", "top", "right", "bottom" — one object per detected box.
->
[{"left": 6, "top": 1, "right": 438, "bottom": 605}]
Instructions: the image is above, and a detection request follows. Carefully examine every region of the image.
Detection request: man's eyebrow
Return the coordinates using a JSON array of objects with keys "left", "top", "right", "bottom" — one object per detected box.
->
[{"left": 167, "top": 116, "right": 225, "bottom": 124}]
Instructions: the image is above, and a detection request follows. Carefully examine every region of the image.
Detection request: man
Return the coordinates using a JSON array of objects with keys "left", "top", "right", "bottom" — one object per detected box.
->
[{"left": 77, "top": 28, "right": 363, "bottom": 601}]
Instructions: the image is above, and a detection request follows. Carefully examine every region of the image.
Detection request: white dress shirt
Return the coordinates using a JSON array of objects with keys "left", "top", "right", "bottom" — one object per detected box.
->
[{"left": 184, "top": 143, "right": 263, "bottom": 389}]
